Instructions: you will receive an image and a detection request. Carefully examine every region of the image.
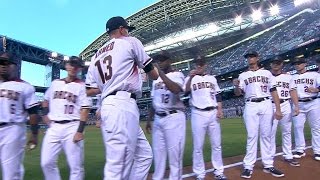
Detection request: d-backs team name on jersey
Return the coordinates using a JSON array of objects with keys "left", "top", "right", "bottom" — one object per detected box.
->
[
  {"left": 292, "top": 71, "right": 320, "bottom": 99},
  {"left": 45, "top": 79, "right": 91, "bottom": 121},
  {"left": 186, "top": 75, "right": 221, "bottom": 109},
  {"left": 274, "top": 74, "right": 296, "bottom": 99},
  {"left": 0, "top": 79, "right": 39, "bottom": 123},
  {"left": 239, "top": 69, "right": 276, "bottom": 99},
  {"left": 151, "top": 71, "right": 185, "bottom": 112}
]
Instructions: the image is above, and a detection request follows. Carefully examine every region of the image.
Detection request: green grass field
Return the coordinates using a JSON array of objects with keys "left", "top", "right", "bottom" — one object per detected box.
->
[{"left": 1, "top": 118, "right": 312, "bottom": 180}]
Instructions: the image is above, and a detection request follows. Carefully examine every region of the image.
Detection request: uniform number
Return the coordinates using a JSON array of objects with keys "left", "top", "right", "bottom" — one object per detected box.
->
[
  {"left": 281, "top": 90, "right": 289, "bottom": 97},
  {"left": 64, "top": 105, "right": 74, "bottom": 114},
  {"left": 161, "top": 94, "right": 170, "bottom": 104},
  {"left": 304, "top": 86, "right": 309, "bottom": 92},
  {"left": 95, "top": 55, "right": 113, "bottom": 84},
  {"left": 260, "top": 85, "right": 268, "bottom": 93},
  {"left": 10, "top": 104, "right": 16, "bottom": 114}
]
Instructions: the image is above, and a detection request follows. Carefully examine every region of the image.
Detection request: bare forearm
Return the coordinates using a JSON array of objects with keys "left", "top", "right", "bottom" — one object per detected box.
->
[
  {"left": 217, "top": 102, "right": 222, "bottom": 111},
  {"left": 271, "top": 91, "right": 281, "bottom": 111},
  {"left": 86, "top": 88, "right": 101, "bottom": 96},
  {"left": 290, "top": 89, "right": 299, "bottom": 107},
  {"left": 185, "top": 77, "right": 193, "bottom": 94},
  {"left": 80, "top": 108, "right": 90, "bottom": 122},
  {"left": 147, "top": 106, "right": 155, "bottom": 123},
  {"left": 159, "top": 71, "right": 181, "bottom": 94},
  {"left": 234, "top": 86, "right": 243, "bottom": 96}
]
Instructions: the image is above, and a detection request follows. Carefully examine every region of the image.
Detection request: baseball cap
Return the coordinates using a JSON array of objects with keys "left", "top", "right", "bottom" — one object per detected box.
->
[
  {"left": 194, "top": 55, "right": 206, "bottom": 66},
  {"left": 106, "top": 16, "right": 135, "bottom": 33},
  {"left": 270, "top": 56, "right": 283, "bottom": 64},
  {"left": 244, "top": 50, "right": 259, "bottom": 58},
  {"left": 65, "top": 56, "right": 84, "bottom": 68},
  {"left": 0, "top": 52, "right": 17, "bottom": 65},
  {"left": 291, "top": 57, "right": 306, "bottom": 65}
]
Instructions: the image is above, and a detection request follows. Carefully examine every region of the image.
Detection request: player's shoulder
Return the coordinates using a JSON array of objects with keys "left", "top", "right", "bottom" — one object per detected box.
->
[
  {"left": 120, "top": 36, "right": 142, "bottom": 45},
  {"left": 170, "top": 71, "right": 184, "bottom": 77}
]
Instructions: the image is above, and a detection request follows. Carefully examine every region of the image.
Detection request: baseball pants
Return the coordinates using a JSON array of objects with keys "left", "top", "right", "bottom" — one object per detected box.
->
[
  {"left": 41, "top": 121, "right": 84, "bottom": 180},
  {"left": 152, "top": 111, "right": 186, "bottom": 180},
  {"left": 191, "top": 108, "right": 224, "bottom": 179},
  {"left": 100, "top": 94, "right": 153, "bottom": 180},
  {"left": 243, "top": 100, "right": 274, "bottom": 170},
  {"left": 271, "top": 101, "right": 294, "bottom": 159},
  {"left": 0, "top": 124, "right": 26, "bottom": 180},
  {"left": 293, "top": 99, "right": 320, "bottom": 154}
]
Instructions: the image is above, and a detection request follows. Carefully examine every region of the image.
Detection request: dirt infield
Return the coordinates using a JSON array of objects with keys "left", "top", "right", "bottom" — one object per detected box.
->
[{"left": 148, "top": 147, "right": 320, "bottom": 180}]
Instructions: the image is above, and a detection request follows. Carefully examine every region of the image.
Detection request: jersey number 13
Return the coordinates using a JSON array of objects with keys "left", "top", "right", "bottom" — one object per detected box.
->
[{"left": 95, "top": 55, "right": 113, "bottom": 84}]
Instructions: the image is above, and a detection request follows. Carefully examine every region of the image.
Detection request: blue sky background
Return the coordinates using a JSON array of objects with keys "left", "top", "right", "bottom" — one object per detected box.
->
[{"left": 1, "top": 0, "right": 158, "bottom": 86}]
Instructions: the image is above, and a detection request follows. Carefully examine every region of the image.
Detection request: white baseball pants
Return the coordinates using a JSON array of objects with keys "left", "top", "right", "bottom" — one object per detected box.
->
[
  {"left": 152, "top": 111, "right": 186, "bottom": 180},
  {"left": 100, "top": 95, "right": 153, "bottom": 180},
  {"left": 271, "top": 101, "right": 294, "bottom": 159},
  {"left": 41, "top": 121, "right": 84, "bottom": 180},
  {"left": 243, "top": 100, "right": 274, "bottom": 170},
  {"left": 191, "top": 108, "right": 224, "bottom": 179},
  {"left": 0, "top": 124, "right": 26, "bottom": 180},
  {"left": 293, "top": 99, "right": 320, "bottom": 154}
]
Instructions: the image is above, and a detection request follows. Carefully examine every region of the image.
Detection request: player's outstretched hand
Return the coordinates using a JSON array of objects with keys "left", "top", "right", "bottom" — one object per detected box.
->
[
  {"left": 73, "top": 132, "right": 84, "bottom": 143},
  {"left": 216, "top": 110, "right": 224, "bottom": 119},
  {"left": 293, "top": 106, "right": 300, "bottom": 117},
  {"left": 146, "top": 122, "right": 152, "bottom": 134},
  {"left": 306, "top": 87, "right": 319, "bottom": 93},
  {"left": 232, "top": 78, "right": 240, "bottom": 86},
  {"left": 274, "top": 110, "right": 283, "bottom": 120}
]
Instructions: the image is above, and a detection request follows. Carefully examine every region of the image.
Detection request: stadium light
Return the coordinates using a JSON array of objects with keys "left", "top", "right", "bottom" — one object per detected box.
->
[
  {"left": 51, "top": 52, "right": 58, "bottom": 58},
  {"left": 251, "top": 9, "right": 262, "bottom": 21},
  {"left": 63, "top": 56, "right": 69, "bottom": 61},
  {"left": 235, "top": 16, "right": 243, "bottom": 25},
  {"left": 269, "top": 5, "right": 280, "bottom": 16}
]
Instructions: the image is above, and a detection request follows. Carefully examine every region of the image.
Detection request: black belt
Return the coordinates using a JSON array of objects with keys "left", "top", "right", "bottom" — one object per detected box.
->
[
  {"left": 53, "top": 120, "right": 79, "bottom": 124},
  {"left": 156, "top": 110, "right": 178, "bottom": 117},
  {"left": 299, "top": 96, "right": 317, "bottom": 102},
  {"left": 195, "top": 106, "right": 217, "bottom": 111},
  {"left": 246, "top": 97, "right": 269, "bottom": 102},
  {"left": 0, "top": 122, "right": 9, "bottom": 127},
  {"left": 272, "top": 99, "right": 289, "bottom": 104},
  {"left": 109, "top": 91, "right": 136, "bottom": 100}
]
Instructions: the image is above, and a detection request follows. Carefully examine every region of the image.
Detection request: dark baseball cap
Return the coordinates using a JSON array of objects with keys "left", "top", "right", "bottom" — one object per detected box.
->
[
  {"left": 244, "top": 50, "right": 259, "bottom": 58},
  {"left": 194, "top": 55, "right": 206, "bottom": 66},
  {"left": 65, "top": 56, "right": 84, "bottom": 68},
  {"left": 270, "top": 56, "right": 283, "bottom": 64},
  {"left": 106, "top": 16, "right": 135, "bottom": 33},
  {"left": 291, "top": 57, "right": 306, "bottom": 65},
  {"left": 0, "top": 52, "right": 17, "bottom": 65}
]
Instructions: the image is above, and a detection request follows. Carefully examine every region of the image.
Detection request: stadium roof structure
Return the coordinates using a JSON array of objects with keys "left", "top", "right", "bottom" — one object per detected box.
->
[{"left": 80, "top": 0, "right": 301, "bottom": 63}]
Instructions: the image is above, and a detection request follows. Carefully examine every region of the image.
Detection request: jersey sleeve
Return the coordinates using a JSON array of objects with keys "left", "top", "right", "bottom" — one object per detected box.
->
[
  {"left": 79, "top": 84, "right": 92, "bottom": 109},
  {"left": 289, "top": 75, "right": 297, "bottom": 90},
  {"left": 44, "top": 82, "right": 54, "bottom": 101},
  {"left": 238, "top": 73, "right": 245, "bottom": 91},
  {"left": 24, "top": 85, "right": 39, "bottom": 110},
  {"left": 183, "top": 76, "right": 191, "bottom": 91},
  {"left": 268, "top": 71, "right": 277, "bottom": 88},
  {"left": 170, "top": 72, "right": 185, "bottom": 88},
  {"left": 130, "top": 37, "right": 152, "bottom": 69},
  {"left": 85, "top": 57, "right": 99, "bottom": 88},
  {"left": 212, "top": 77, "right": 222, "bottom": 94}
]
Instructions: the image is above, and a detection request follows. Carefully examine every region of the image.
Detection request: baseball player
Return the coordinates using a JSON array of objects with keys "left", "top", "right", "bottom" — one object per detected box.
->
[
  {"left": 40, "top": 56, "right": 91, "bottom": 180},
  {"left": 184, "top": 56, "right": 227, "bottom": 180},
  {"left": 291, "top": 57, "right": 320, "bottom": 161},
  {"left": 85, "top": 16, "right": 159, "bottom": 180},
  {"left": 269, "top": 56, "right": 300, "bottom": 167},
  {"left": 233, "top": 51, "right": 284, "bottom": 179},
  {"left": 145, "top": 52, "right": 186, "bottom": 180},
  {"left": 0, "top": 51, "right": 40, "bottom": 180}
]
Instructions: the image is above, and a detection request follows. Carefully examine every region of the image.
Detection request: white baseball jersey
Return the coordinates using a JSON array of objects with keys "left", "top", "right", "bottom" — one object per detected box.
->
[
  {"left": 292, "top": 71, "right": 320, "bottom": 99},
  {"left": 273, "top": 73, "right": 297, "bottom": 99},
  {"left": 44, "top": 79, "right": 91, "bottom": 121},
  {"left": 0, "top": 79, "right": 39, "bottom": 123},
  {"left": 86, "top": 36, "right": 152, "bottom": 99},
  {"left": 238, "top": 69, "right": 277, "bottom": 99},
  {"left": 185, "top": 75, "right": 221, "bottom": 109},
  {"left": 151, "top": 71, "right": 185, "bottom": 112}
]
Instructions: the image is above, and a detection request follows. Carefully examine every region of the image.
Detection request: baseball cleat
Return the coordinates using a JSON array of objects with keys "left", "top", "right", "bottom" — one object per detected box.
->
[
  {"left": 215, "top": 174, "right": 227, "bottom": 180},
  {"left": 263, "top": 167, "right": 284, "bottom": 177},
  {"left": 284, "top": 159, "right": 300, "bottom": 167},
  {"left": 293, "top": 151, "right": 306, "bottom": 159},
  {"left": 314, "top": 154, "right": 320, "bottom": 161},
  {"left": 241, "top": 169, "right": 252, "bottom": 179}
]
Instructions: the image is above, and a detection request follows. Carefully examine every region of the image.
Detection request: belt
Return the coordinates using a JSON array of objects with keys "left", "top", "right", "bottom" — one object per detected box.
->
[
  {"left": 272, "top": 99, "right": 289, "bottom": 104},
  {"left": 298, "top": 96, "right": 317, "bottom": 102},
  {"left": 195, "top": 106, "right": 217, "bottom": 111},
  {"left": 53, "top": 120, "right": 79, "bottom": 124},
  {"left": 0, "top": 122, "right": 9, "bottom": 127},
  {"left": 155, "top": 110, "right": 178, "bottom": 117},
  {"left": 246, "top": 97, "right": 269, "bottom": 102},
  {"left": 109, "top": 91, "right": 136, "bottom": 100}
]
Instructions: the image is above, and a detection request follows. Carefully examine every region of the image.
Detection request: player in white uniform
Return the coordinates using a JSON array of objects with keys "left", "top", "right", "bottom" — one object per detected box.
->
[
  {"left": 184, "top": 56, "right": 227, "bottom": 180},
  {"left": 0, "top": 51, "right": 40, "bottom": 180},
  {"left": 41, "top": 56, "right": 91, "bottom": 180},
  {"left": 291, "top": 58, "right": 320, "bottom": 161},
  {"left": 145, "top": 52, "right": 186, "bottom": 180},
  {"left": 269, "top": 56, "right": 300, "bottom": 167},
  {"left": 85, "top": 16, "right": 159, "bottom": 180},
  {"left": 233, "top": 51, "right": 284, "bottom": 179}
]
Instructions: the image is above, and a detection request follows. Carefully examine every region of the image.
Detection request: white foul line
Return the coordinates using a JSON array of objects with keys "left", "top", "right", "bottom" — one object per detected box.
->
[{"left": 171, "top": 146, "right": 312, "bottom": 179}]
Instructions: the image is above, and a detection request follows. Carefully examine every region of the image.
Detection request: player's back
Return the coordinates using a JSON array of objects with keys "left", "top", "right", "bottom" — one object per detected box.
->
[{"left": 87, "top": 36, "right": 147, "bottom": 99}]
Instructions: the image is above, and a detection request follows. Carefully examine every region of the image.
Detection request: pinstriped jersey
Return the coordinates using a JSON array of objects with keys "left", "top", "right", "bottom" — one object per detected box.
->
[
  {"left": 292, "top": 71, "right": 320, "bottom": 99},
  {"left": 44, "top": 79, "right": 91, "bottom": 121},
  {"left": 0, "top": 79, "right": 39, "bottom": 123},
  {"left": 273, "top": 73, "right": 297, "bottom": 100}
]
